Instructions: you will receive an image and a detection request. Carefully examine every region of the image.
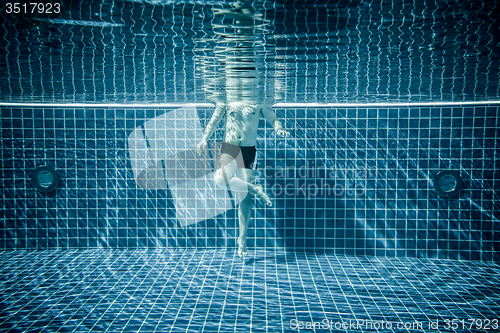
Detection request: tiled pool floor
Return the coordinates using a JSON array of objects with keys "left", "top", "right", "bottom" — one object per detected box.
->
[{"left": 0, "top": 249, "right": 499, "bottom": 332}]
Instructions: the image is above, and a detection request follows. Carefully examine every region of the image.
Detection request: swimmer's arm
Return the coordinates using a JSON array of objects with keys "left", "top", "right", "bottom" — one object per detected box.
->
[
  {"left": 197, "top": 103, "right": 225, "bottom": 153},
  {"left": 262, "top": 102, "right": 290, "bottom": 138},
  {"left": 202, "top": 103, "right": 226, "bottom": 141}
]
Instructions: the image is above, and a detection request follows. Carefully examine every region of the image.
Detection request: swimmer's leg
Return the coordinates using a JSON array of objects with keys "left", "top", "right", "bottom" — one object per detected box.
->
[
  {"left": 235, "top": 168, "right": 255, "bottom": 257},
  {"left": 214, "top": 155, "right": 272, "bottom": 206}
]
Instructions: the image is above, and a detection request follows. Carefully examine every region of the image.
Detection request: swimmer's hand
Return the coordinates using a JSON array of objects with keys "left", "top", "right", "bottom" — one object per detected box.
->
[
  {"left": 276, "top": 128, "right": 290, "bottom": 137},
  {"left": 274, "top": 121, "right": 290, "bottom": 138},
  {"left": 196, "top": 140, "right": 208, "bottom": 155}
]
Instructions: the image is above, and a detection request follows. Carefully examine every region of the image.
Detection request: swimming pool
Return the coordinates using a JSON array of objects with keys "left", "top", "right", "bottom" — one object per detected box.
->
[{"left": 1, "top": 0, "right": 499, "bottom": 331}]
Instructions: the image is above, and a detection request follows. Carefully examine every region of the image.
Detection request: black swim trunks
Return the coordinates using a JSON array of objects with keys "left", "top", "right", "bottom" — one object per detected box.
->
[{"left": 217, "top": 142, "right": 257, "bottom": 170}]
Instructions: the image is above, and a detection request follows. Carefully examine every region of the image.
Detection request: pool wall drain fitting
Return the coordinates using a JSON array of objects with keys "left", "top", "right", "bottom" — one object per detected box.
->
[
  {"left": 31, "top": 165, "right": 59, "bottom": 193},
  {"left": 433, "top": 170, "right": 463, "bottom": 198}
]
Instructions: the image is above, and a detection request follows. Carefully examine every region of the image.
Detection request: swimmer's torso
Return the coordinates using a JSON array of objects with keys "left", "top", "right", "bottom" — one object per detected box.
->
[{"left": 224, "top": 102, "right": 262, "bottom": 146}]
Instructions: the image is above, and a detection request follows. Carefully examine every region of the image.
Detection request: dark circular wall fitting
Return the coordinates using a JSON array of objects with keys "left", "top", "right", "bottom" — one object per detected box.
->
[
  {"left": 433, "top": 170, "right": 462, "bottom": 198},
  {"left": 31, "top": 165, "right": 59, "bottom": 192}
]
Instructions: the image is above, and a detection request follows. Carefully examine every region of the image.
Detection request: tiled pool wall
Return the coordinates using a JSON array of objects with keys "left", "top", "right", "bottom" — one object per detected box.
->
[{"left": 1, "top": 105, "right": 499, "bottom": 262}]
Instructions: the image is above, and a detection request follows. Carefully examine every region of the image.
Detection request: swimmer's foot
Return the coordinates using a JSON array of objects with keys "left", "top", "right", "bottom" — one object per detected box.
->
[
  {"left": 252, "top": 184, "right": 272, "bottom": 207},
  {"left": 237, "top": 237, "right": 247, "bottom": 258}
]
